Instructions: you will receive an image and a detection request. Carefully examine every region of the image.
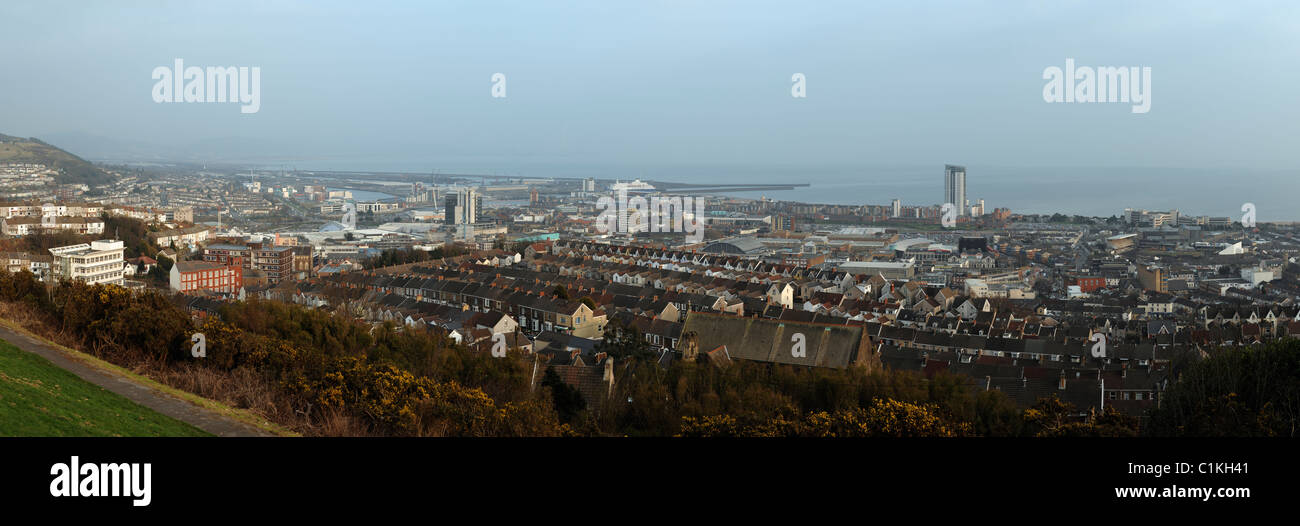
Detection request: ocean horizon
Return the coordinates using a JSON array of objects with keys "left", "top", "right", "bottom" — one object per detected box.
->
[{"left": 286, "top": 160, "right": 1299, "bottom": 221}]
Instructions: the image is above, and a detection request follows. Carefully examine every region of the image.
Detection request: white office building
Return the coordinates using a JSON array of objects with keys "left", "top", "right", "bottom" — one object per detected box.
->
[{"left": 49, "top": 239, "right": 126, "bottom": 286}]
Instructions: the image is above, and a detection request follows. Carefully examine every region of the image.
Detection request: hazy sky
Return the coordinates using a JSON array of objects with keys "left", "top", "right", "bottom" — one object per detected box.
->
[{"left": 2, "top": 0, "right": 1299, "bottom": 174}]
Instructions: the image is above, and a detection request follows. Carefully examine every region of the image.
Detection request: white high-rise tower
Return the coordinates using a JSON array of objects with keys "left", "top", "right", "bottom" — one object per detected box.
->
[{"left": 944, "top": 164, "right": 967, "bottom": 217}]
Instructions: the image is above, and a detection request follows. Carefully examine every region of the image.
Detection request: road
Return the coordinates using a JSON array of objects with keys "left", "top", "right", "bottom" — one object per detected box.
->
[{"left": 0, "top": 325, "right": 277, "bottom": 437}]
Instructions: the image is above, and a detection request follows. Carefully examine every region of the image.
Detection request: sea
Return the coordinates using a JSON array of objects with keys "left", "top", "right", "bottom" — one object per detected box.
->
[{"left": 296, "top": 161, "right": 1299, "bottom": 221}]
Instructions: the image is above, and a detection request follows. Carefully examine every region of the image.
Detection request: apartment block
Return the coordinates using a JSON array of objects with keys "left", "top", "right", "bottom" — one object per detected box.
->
[
  {"left": 170, "top": 260, "right": 242, "bottom": 294},
  {"left": 1, "top": 215, "right": 104, "bottom": 236},
  {"left": 203, "top": 243, "right": 294, "bottom": 283},
  {"left": 48, "top": 240, "right": 126, "bottom": 286}
]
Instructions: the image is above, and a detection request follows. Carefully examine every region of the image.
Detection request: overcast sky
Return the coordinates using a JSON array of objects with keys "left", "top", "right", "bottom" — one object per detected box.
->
[{"left": 2, "top": 0, "right": 1298, "bottom": 174}]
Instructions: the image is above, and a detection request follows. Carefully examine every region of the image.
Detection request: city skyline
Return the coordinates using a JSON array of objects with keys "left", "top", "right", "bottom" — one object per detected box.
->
[{"left": 1, "top": 2, "right": 1297, "bottom": 508}]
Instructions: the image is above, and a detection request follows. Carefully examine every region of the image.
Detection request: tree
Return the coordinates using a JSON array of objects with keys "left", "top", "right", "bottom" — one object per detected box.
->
[
  {"left": 1023, "top": 395, "right": 1138, "bottom": 437},
  {"left": 99, "top": 214, "right": 160, "bottom": 258},
  {"left": 595, "top": 318, "right": 654, "bottom": 363},
  {"left": 509, "top": 241, "right": 532, "bottom": 254},
  {"left": 1147, "top": 339, "right": 1300, "bottom": 437},
  {"left": 362, "top": 247, "right": 455, "bottom": 269},
  {"left": 1089, "top": 406, "right": 1140, "bottom": 437},
  {"left": 540, "top": 367, "right": 586, "bottom": 424},
  {"left": 1022, "top": 396, "right": 1076, "bottom": 436}
]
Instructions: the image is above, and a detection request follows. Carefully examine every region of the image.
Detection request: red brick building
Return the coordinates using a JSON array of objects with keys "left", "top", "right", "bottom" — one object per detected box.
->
[
  {"left": 203, "top": 243, "right": 251, "bottom": 265},
  {"left": 1068, "top": 275, "right": 1107, "bottom": 293},
  {"left": 203, "top": 242, "right": 294, "bottom": 283},
  {"left": 170, "top": 260, "right": 243, "bottom": 294}
]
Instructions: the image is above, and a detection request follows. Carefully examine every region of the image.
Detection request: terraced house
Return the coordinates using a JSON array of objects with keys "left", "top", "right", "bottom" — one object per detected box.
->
[
  {"left": 680, "top": 312, "right": 879, "bottom": 370},
  {"left": 1, "top": 214, "right": 104, "bottom": 236},
  {"left": 148, "top": 225, "right": 212, "bottom": 249},
  {"left": 261, "top": 234, "right": 1298, "bottom": 420}
]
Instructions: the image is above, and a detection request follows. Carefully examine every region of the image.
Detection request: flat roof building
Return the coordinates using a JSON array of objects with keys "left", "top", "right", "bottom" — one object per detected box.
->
[
  {"left": 837, "top": 260, "right": 916, "bottom": 280},
  {"left": 49, "top": 239, "right": 125, "bottom": 286},
  {"left": 171, "top": 260, "right": 243, "bottom": 294}
]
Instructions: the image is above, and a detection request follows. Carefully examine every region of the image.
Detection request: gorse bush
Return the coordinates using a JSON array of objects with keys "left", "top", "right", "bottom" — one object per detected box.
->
[
  {"left": 11, "top": 267, "right": 1279, "bottom": 438},
  {"left": 678, "top": 399, "right": 971, "bottom": 437},
  {"left": 191, "top": 307, "right": 558, "bottom": 436},
  {"left": 605, "top": 359, "right": 1022, "bottom": 436},
  {"left": 0, "top": 269, "right": 560, "bottom": 436}
]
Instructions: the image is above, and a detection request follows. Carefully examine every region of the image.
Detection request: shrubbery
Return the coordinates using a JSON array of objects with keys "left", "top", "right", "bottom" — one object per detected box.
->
[
  {"left": 678, "top": 399, "right": 972, "bottom": 437},
  {"left": 0, "top": 269, "right": 560, "bottom": 436},
  {"left": 1147, "top": 339, "right": 1300, "bottom": 437},
  {"left": 4, "top": 267, "right": 1280, "bottom": 437},
  {"left": 604, "top": 359, "right": 1023, "bottom": 436}
]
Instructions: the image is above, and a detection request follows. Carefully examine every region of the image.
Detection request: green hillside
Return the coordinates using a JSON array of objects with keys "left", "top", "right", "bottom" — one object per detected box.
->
[
  {"left": 0, "top": 133, "right": 114, "bottom": 186},
  {"left": 0, "top": 338, "right": 209, "bottom": 437}
]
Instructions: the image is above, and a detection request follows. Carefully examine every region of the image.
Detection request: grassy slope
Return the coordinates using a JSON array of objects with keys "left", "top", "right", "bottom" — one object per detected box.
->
[
  {"left": 0, "top": 338, "right": 210, "bottom": 437},
  {"left": 0, "top": 318, "right": 298, "bottom": 436}
]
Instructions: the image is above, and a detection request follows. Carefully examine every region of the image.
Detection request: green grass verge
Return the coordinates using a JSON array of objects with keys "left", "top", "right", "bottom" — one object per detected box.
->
[
  {"left": 0, "top": 338, "right": 210, "bottom": 437},
  {"left": 0, "top": 319, "right": 298, "bottom": 437}
]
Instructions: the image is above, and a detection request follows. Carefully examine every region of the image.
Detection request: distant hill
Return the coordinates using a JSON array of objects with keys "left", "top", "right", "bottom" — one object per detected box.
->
[{"left": 0, "top": 133, "right": 115, "bottom": 186}]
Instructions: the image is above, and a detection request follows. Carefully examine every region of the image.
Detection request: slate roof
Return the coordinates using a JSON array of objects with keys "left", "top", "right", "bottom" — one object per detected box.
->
[{"left": 680, "top": 312, "right": 874, "bottom": 369}]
